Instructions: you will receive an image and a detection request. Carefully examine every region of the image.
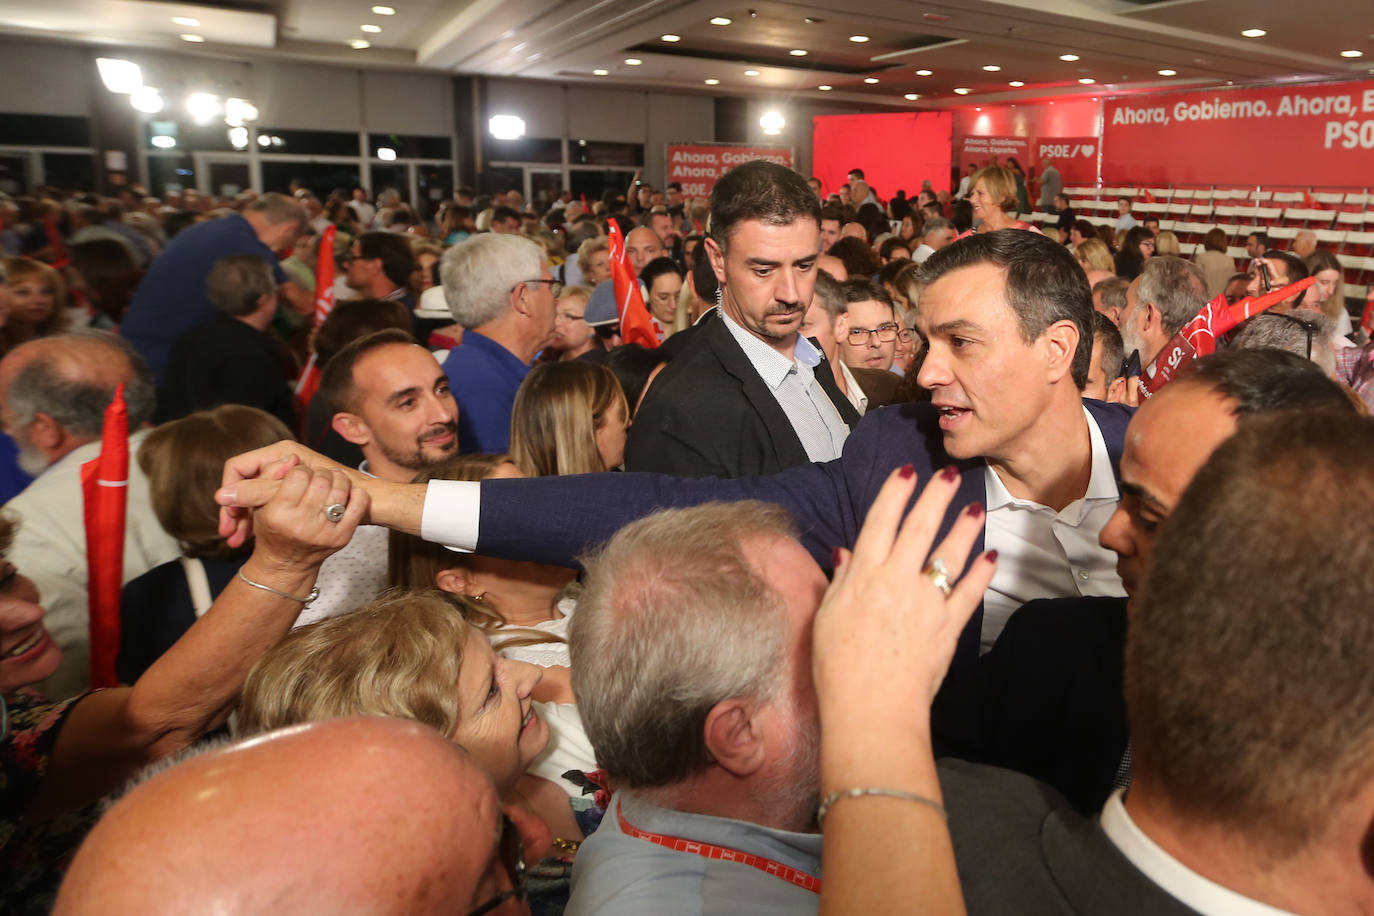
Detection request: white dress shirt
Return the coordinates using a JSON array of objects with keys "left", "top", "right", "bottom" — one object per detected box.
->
[
  {"left": 716, "top": 309, "right": 849, "bottom": 463},
  {"left": 836, "top": 360, "right": 869, "bottom": 416},
  {"left": 913, "top": 243, "right": 936, "bottom": 264},
  {"left": 1100, "top": 791, "right": 1298, "bottom": 916},
  {"left": 979, "top": 407, "right": 1125, "bottom": 651}
]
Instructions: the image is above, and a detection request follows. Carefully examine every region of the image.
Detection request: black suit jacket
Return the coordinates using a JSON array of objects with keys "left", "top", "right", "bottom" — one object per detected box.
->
[
  {"left": 848, "top": 365, "right": 906, "bottom": 409},
  {"left": 156, "top": 312, "right": 296, "bottom": 428},
  {"left": 934, "top": 596, "right": 1130, "bottom": 815},
  {"left": 624, "top": 314, "right": 860, "bottom": 478},
  {"left": 940, "top": 760, "right": 1201, "bottom": 916},
  {"left": 475, "top": 399, "right": 1133, "bottom": 678}
]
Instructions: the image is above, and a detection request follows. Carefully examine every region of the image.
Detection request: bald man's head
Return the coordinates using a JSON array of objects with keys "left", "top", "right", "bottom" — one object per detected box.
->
[
  {"left": 56, "top": 718, "right": 523, "bottom": 916},
  {"left": 625, "top": 226, "right": 665, "bottom": 275},
  {"left": 0, "top": 330, "right": 155, "bottom": 471}
]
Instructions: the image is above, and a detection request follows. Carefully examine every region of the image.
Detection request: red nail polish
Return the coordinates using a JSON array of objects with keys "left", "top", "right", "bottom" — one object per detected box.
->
[
  {"left": 898, "top": 464, "right": 915, "bottom": 479},
  {"left": 967, "top": 502, "right": 984, "bottom": 519},
  {"left": 985, "top": 550, "right": 999, "bottom": 563},
  {"left": 832, "top": 546, "right": 844, "bottom": 567},
  {"left": 941, "top": 465, "right": 959, "bottom": 482}
]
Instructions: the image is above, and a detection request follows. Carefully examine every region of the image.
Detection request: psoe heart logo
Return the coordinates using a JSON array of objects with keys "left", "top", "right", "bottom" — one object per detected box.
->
[{"left": 1080, "top": 144, "right": 1095, "bottom": 158}]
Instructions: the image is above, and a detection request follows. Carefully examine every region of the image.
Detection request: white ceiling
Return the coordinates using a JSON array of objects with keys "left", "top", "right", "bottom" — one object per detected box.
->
[{"left": 0, "top": 0, "right": 1368, "bottom": 108}]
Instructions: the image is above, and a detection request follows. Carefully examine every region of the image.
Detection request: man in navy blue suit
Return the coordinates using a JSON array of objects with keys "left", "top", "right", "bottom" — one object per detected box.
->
[{"left": 221, "top": 226, "right": 1130, "bottom": 676}]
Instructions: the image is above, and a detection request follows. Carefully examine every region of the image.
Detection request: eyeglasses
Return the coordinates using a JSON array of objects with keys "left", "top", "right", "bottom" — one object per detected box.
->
[
  {"left": 465, "top": 814, "right": 526, "bottom": 916},
  {"left": 514, "top": 278, "right": 563, "bottom": 298},
  {"left": 847, "top": 323, "right": 900, "bottom": 345},
  {"left": 896, "top": 327, "right": 916, "bottom": 343}
]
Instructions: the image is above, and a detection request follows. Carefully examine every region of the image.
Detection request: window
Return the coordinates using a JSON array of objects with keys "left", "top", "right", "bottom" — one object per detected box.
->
[
  {"left": 368, "top": 133, "right": 451, "bottom": 159},
  {"left": 570, "top": 141, "right": 643, "bottom": 167},
  {"left": 260, "top": 161, "right": 361, "bottom": 200},
  {"left": 144, "top": 120, "right": 235, "bottom": 152},
  {"left": 256, "top": 129, "right": 360, "bottom": 157},
  {"left": 0, "top": 113, "right": 90, "bottom": 147},
  {"left": 485, "top": 137, "right": 562, "bottom": 164},
  {"left": 569, "top": 170, "right": 637, "bottom": 203}
]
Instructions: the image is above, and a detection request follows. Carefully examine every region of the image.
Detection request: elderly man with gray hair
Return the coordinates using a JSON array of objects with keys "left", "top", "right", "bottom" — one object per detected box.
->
[
  {"left": 439, "top": 232, "right": 557, "bottom": 452},
  {"left": 566, "top": 500, "right": 826, "bottom": 914},
  {"left": 156, "top": 253, "right": 296, "bottom": 428},
  {"left": 0, "top": 330, "right": 178, "bottom": 696}
]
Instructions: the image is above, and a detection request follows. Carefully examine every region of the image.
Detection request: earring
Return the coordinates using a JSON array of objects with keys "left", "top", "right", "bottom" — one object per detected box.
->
[{"left": 716, "top": 287, "right": 723, "bottom": 307}]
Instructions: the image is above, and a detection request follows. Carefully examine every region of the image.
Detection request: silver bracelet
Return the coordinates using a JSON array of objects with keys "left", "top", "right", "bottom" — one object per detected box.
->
[
  {"left": 818, "top": 787, "right": 948, "bottom": 827},
  {"left": 236, "top": 569, "right": 319, "bottom": 606}
]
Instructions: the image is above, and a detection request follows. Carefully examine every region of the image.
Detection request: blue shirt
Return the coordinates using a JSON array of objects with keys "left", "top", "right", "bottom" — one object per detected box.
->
[
  {"left": 121, "top": 213, "right": 287, "bottom": 382},
  {"left": 567, "top": 792, "right": 822, "bottom": 915},
  {"left": 440, "top": 330, "right": 530, "bottom": 453}
]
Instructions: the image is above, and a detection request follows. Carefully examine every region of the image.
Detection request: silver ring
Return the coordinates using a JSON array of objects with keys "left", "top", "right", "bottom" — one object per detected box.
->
[
  {"left": 922, "top": 558, "right": 952, "bottom": 597},
  {"left": 324, "top": 503, "right": 346, "bottom": 523}
]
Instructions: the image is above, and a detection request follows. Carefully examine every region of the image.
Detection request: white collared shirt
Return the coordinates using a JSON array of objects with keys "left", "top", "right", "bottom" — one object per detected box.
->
[
  {"left": 836, "top": 360, "right": 869, "bottom": 416},
  {"left": 1100, "top": 791, "right": 1298, "bottom": 916},
  {"left": 716, "top": 308, "right": 849, "bottom": 463},
  {"left": 979, "top": 406, "right": 1125, "bottom": 651}
]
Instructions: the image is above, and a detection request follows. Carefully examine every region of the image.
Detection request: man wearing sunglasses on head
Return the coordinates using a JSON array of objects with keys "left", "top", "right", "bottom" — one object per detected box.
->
[{"left": 438, "top": 233, "right": 560, "bottom": 453}]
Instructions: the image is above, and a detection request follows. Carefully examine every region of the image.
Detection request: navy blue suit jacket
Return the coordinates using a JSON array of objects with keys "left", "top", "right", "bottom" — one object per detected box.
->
[{"left": 476, "top": 398, "right": 1133, "bottom": 675}]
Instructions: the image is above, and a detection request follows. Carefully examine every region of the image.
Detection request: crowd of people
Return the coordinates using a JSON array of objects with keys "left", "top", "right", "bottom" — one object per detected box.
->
[{"left": 0, "top": 154, "right": 1369, "bottom": 915}]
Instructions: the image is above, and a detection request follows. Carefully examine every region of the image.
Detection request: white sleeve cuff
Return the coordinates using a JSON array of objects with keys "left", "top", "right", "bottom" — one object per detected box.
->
[{"left": 420, "top": 479, "right": 481, "bottom": 552}]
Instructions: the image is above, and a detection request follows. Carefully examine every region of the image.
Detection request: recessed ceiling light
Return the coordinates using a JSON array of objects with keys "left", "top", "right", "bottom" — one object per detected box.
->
[
  {"left": 1158, "top": 68, "right": 1177, "bottom": 76},
  {"left": 592, "top": 69, "right": 609, "bottom": 76},
  {"left": 704, "top": 78, "right": 720, "bottom": 85},
  {"left": 625, "top": 58, "right": 642, "bottom": 65},
  {"left": 349, "top": 39, "right": 371, "bottom": 49},
  {"left": 744, "top": 69, "right": 760, "bottom": 76},
  {"left": 1059, "top": 53, "right": 1080, "bottom": 61},
  {"left": 1340, "top": 50, "right": 1363, "bottom": 58},
  {"left": 1241, "top": 28, "right": 1266, "bottom": 38},
  {"left": 904, "top": 93, "right": 919, "bottom": 100},
  {"left": 982, "top": 65, "right": 1001, "bottom": 72},
  {"left": 371, "top": 5, "right": 396, "bottom": 14},
  {"left": 1078, "top": 77, "right": 1095, "bottom": 84},
  {"left": 954, "top": 87, "right": 970, "bottom": 94},
  {"left": 789, "top": 49, "right": 807, "bottom": 56},
  {"left": 661, "top": 34, "right": 680, "bottom": 42},
  {"left": 1009, "top": 80, "right": 1025, "bottom": 87},
  {"left": 849, "top": 35, "right": 869, "bottom": 43},
  {"left": 817, "top": 84, "right": 832, "bottom": 91},
  {"left": 710, "top": 17, "right": 732, "bottom": 25},
  {"left": 180, "top": 33, "right": 205, "bottom": 42},
  {"left": 171, "top": 16, "right": 199, "bottom": 27},
  {"left": 864, "top": 77, "right": 879, "bottom": 84},
  {"left": 915, "top": 69, "right": 932, "bottom": 76},
  {"left": 361, "top": 24, "right": 381, "bottom": 33}
]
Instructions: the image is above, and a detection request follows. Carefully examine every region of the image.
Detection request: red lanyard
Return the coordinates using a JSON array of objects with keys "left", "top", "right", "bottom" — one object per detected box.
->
[{"left": 616, "top": 799, "right": 822, "bottom": 894}]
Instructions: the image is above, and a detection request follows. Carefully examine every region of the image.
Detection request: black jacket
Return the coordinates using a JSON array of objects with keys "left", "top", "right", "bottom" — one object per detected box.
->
[{"left": 624, "top": 314, "right": 860, "bottom": 478}]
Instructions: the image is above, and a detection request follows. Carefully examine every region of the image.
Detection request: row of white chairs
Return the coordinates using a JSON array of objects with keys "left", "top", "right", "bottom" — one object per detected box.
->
[{"left": 1064, "top": 187, "right": 1372, "bottom": 206}]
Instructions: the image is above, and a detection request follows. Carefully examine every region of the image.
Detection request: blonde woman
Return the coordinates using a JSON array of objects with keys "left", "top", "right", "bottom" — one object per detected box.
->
[
  {"left": 1304, "top": 250, "right": 1354, "bottom": 348},
  {"left": 509, "top": 361, "right": 630, "bottom": 475},
  {"left": 967, "top": 165, "right": 1039, "bottom": 235},
  {"left": 1154, "top": 230, "right": 1180, "bottom": 257},
  {"left": 0, "top": 256, "right": 69, "bottom": 352}
]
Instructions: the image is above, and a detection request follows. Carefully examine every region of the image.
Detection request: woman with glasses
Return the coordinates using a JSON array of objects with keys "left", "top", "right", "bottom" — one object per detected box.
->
[
  {"left": 548, "top": 285, "right": 597, "bottom": 362},
  {"left": 638, "top": 256, "right": 686, "bottom": 337}
]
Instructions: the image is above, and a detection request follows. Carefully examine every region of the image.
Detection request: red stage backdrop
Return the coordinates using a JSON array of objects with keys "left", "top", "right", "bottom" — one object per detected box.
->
[
  {"left": 812, "top": 111, "right": 952, "bottom": 202},
  {"left": 666, "top": 144, "right": 792, "bottom": 197},
  {"left": 1034, "top": 136, "right": 1098, "bottom": 185},
  {"left": 1103, "top": 79, "right": 1374, "bottom": 186}
]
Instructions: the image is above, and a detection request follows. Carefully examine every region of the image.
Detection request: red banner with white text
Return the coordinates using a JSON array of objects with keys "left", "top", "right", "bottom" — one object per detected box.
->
[
  {"left": 957, "top": 135, "right": 1030, "bottom": 174},
  {"left": 1033, "top": 136, "right": 1098, "bottom": 185},
  {"left": 1103, "top": 80, "right": 1374, "bottom": 186},
  {"left": 666, "top": 144, "right": 793, "bottom": 198}
]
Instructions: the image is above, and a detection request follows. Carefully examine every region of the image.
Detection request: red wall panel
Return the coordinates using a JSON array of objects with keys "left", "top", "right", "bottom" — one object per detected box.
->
[{"left": 811, "top": 111, "right": 952, "bottom": 200}]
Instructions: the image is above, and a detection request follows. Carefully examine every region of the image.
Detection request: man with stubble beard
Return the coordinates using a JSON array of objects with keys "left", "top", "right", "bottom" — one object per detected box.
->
[
  {"left": 623, "top": 161, "right": 858, "bottom": 478},
  {"left": 297, "top": 328, "right": 460, "bottom": 623}
]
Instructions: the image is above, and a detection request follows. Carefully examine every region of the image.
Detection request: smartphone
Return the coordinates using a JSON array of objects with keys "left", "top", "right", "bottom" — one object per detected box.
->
[{"left": 1250, "top": 258, "right": 1271, "bottom": 293}]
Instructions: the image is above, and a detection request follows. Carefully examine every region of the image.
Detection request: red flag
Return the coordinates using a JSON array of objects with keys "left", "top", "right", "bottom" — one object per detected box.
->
[
  {"left": 294, "top": 225, "right": 337, "bottom": 409},
  {"left": 580, "top": 193, "right": 588, "bottom": 208},
  {"left": 1303, "top": 191, "right": 1326, "bottom": 211},
  {"left": 43, "top": 215, "right": 70, "bottom": 269},
  {"left": 312, "top": 224, "right": 337, "bottom": 327},
  {"left": 1141, "top": 189, "right": 1156, "bottom": 204},
  {"left": 81, "top": 384, "right": 128, "bottom": 687},
  {"left": 1137, "top": 276, "right": 1318, "bottom": 399},
  {"left": 606, "top": 220, "right": 661, "bottom": 348}
]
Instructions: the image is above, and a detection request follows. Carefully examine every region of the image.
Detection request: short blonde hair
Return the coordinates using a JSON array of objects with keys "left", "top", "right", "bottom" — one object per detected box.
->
[
  {"left": 509, "top": 362, "right": 628, "bottom": 477},
  {"left": 3, "top": 256, "right": 68, "bottom": 333},
  {"left": 970, "top": 165, "right": 1018, "bottom": 213},
  {"left": 237, "top": 590, "right": 471, "bottom": 739},
  {"left": 1155, "top": 230, "right": 1180, "bottom": 257},
  {"left": 1075, "top": 237, "right": 1114, "bottom": 273}
]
